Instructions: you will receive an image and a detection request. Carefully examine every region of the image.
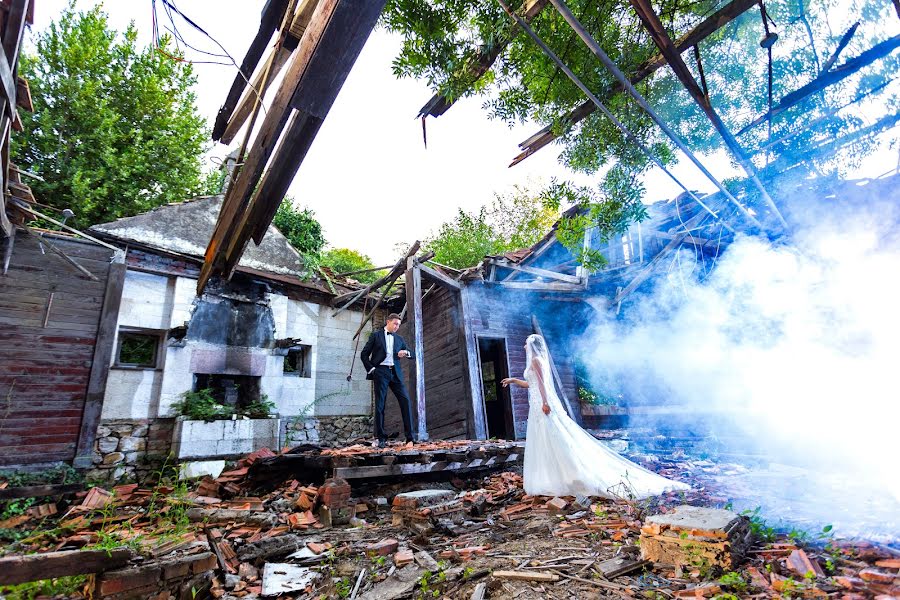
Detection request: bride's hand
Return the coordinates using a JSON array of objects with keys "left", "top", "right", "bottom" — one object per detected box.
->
[
  {"left": 500, "top": 378, "right": 513, "bottom": 387},
  {"left": 542, "top": 403, "right": 551, "bottom": 415}
]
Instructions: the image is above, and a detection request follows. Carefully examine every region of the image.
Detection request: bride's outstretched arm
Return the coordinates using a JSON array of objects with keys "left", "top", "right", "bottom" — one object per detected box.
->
[
  {"left": 531, "top": 358, "right": 551, "bottom": 415},
  {"left": 500, "top": 377, "right": 528, "bottom": 388}
]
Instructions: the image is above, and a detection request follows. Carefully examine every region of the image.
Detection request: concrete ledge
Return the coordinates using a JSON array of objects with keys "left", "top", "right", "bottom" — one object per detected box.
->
[{"left": 171, "top": 418, "right": 280, "bottom": 459}]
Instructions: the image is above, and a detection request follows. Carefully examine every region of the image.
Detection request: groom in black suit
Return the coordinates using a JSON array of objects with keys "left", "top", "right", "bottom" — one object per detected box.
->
[{"left": 360, "top": 313, "right": 415, "bottom": 447}]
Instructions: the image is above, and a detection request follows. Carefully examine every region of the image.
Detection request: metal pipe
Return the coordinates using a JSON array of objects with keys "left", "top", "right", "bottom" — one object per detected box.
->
[
  {"left": 535, "top": 0, "right": 765, "bottom": 230},
  {"left": 493, "top": 0, "right": 738, "bottom": 233}
]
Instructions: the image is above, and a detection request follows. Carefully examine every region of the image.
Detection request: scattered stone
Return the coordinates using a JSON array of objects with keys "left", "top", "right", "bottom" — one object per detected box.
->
[{"left": 180, "top": 460, "right": 226, "bottom": 480}]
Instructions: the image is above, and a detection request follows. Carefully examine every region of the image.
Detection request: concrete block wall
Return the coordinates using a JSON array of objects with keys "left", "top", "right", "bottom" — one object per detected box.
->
[
  {"left": 171, "top": 418, "right": 280, "bottom": 459},
  {"left": 313, "top": 307, "right": 375, "bottom": 417}
]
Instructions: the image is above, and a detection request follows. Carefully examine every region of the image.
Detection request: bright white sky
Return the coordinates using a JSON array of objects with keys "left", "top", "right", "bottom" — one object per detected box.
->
[{"left": 31, "top": 1, "right": 899, "bottom": 264}]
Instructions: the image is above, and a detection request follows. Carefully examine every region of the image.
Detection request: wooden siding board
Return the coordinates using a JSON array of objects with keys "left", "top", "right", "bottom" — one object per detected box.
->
[{"left": 0, "top": 230, "right": 114, "bottom": 467}]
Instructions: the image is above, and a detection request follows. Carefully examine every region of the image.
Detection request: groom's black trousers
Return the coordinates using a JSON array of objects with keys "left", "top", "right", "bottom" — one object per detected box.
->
[{"left": 372, "top": 365, "right": 414, "bottom": 441}]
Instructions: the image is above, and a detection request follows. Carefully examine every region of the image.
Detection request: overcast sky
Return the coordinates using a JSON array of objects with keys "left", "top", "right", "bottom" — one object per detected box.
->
[{"left": 31, "top": 1, "right": 899, "bottom": 264}]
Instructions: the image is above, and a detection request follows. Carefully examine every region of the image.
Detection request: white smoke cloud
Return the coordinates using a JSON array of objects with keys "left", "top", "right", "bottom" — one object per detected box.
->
[{"left": 578, "top": 188, "right": 900, "bottom": 540}]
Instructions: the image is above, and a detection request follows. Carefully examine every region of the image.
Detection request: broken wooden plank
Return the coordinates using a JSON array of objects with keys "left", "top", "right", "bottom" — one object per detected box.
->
[
  {"left": 0, "top": 482, "right": 83, "bottom": 500},
  {"left": 492, "top": 570, "right": 560, "bottom": 582},
  {"left": 0, "top": 548, "right": 133, "bottom": 585}
]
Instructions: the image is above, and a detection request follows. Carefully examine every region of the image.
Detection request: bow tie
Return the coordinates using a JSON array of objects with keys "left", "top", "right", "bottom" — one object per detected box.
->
[{"left": 385, "top": 332, "right": 393, "bottom": 336}]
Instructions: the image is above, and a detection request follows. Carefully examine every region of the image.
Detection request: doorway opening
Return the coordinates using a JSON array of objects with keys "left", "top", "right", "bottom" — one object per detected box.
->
[{"left": 477, "top": 337, "right": 513, "bottom": 440}]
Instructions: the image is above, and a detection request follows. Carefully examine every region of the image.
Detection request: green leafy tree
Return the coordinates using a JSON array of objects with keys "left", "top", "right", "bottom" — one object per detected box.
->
[
  {"left": 12, "top": 4, "right": 209, "bottom": 227},
  {"left": 273, "top": 200, "right": 325, "bottom": 257},
  {"left": 383, "top": 0, "right": 899, "bottom": 251},
  {"left": 426, "top": 185, "right": 559, "bottom": 269},
  {"left": 321, "top": 248, "right": 386, "bottom": 283}
]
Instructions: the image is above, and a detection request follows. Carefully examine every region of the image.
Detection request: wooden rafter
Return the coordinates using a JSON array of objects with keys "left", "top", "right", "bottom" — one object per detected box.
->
[
  {"left": 200, "top": 0, "right": 387, "bottom": 293},
  {"left": 510, "top": 0, "right": 758, "bottom": 166},
  {"left": 626, "top": 0, "right": 786, "bottom": 228}
]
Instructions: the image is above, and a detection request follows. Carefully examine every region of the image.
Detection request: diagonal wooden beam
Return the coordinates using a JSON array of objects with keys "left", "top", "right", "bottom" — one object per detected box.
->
[
  {"left": 215, "top": 0, "right": 388, "bottom": 281},
  {"left": 211, "top": 0, "right": 291, "bottom": 141},
  {"left": 737, "top": 34, "right": 900, "bottom": 136},
  {"left": 490, "top": 259, "right": 582, "bottom": 284},
  {"left": 199, "top": 0, "right": 341, "bottom": 292},
  {"left": 417, "top": 261, "right": 462, "bottom": 290},
  {"left": 417, "top": 0, "right": 549, "bottom": 119},
  {"left": 511, "top": 0, "right": 757, "bottom": 166},
  {"left": 626, "top": 0, "right": 786, "bottom": 228},
  {"left": 612, "top": 210, "right": 707, "bottom": 306}
]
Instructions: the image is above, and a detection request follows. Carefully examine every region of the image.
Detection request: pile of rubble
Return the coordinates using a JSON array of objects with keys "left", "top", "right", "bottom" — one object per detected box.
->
[{"left": 1, "top": 442, "right": 898, "bottom": 599}]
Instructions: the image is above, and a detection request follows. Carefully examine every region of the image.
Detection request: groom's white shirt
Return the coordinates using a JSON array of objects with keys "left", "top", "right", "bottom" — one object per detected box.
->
[{"left": 380, "top": 328, "right": 395, "bottom": 367}]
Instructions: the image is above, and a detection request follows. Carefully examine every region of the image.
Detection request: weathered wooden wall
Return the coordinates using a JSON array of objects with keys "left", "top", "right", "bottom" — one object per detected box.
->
[
  {"left": 0, "top": 231, "right": 117, "bottom": 466},
  {"left": 386, "top": 286, "right": 471, "bottom": 440}
]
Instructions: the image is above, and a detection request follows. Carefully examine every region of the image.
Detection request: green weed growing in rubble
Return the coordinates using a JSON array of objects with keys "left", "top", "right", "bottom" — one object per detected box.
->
[
  {"left": 0, "top": 575, "right": 88, "bottom": 600},
  {"left": 718, "top": 571, "right": 747, "bottom": 593},
  {"left": 741, "top": 506, "right": 776, "bottom": 542},
  {"left": 334, "top": 577, "right": 352, "bottom": 598}
]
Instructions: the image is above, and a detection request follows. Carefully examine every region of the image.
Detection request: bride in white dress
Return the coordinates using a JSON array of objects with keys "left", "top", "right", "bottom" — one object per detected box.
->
[{"left": 501, "top": 334, "right": 688, "bottom": 499}]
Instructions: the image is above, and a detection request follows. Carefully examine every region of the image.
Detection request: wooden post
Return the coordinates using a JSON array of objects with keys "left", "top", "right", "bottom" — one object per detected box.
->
[
  {"left": 73, "top": 251, "right": 126, "bottom": 468},
  {"left": 461, "top": 286, "right": 488, "bottom": 439},
  {"left": 405, "top": 256, "right": 427, "bottom": 441}
]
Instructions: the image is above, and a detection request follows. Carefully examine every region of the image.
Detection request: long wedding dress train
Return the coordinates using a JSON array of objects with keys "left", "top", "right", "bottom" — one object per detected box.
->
[{"left": 522, "top": 335, "right": 688, "bottom": 499}]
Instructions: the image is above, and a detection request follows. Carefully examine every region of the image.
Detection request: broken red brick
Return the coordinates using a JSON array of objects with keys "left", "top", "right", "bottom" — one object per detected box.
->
[
  {"left": 673, "top": 584, "right": 722, "bottom": 598},
  {"left": 546, "top": 497, "right": 569, "bottom": 514},
  {"left": 81, "top": 487, "right": 114, "bottom": 509},
  {"left": 859, "top": 569, "right": 898, "bottom": 584},
  {"left": 786, "top": 548, "right": 825, "bottom": 578},
  {"left": 366, "top": 538, "right": 399, "bottom": 556},
  {"left": 320, "top": 478, "right": 351, "bottom": 509},
  {"left": 307, "top": 542, "right": 332, "bottom": 555},
  {"left": 875, "top": 559, "right": 900, "bottom": 569},
  {"left": 394, "top": 549, "right": 414, "bottom": 567}
]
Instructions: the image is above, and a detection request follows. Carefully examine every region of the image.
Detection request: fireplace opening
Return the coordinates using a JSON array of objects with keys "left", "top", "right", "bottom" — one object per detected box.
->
[{"left": 194, "top": 374, "right": 262, "bottom": 413}]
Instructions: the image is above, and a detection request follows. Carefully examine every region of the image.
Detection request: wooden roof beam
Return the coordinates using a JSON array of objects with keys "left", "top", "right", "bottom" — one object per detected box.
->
[
  {"left": 510, "top": 0, "right": 758, "bottom": 166},
  {"left": 625, "top": 0, "right": 787, "bottom": 229},
  {"left": 211, "top": 0, "right": 292, "bottom": 141}
]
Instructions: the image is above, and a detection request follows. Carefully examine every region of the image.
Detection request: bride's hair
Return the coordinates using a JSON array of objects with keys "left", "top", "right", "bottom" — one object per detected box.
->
[{"left": 525, "top": 334, "right": 547, "bottom": 359}]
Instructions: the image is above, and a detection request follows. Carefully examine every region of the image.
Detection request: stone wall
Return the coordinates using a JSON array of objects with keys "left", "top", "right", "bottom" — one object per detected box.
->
[
  {"left": 85, "top": 419, "right": 174, "bottom": 484},
  {"left": 284, "top": 415, "right": 373, "bottom": 447}
]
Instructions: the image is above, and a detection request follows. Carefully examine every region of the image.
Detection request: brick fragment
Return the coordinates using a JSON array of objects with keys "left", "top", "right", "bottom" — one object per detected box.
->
[
  {"left": 97, "top": 565, "right": 162, "bottom": 596},
  {"left": 319, "top": 478, "right": 351, "bottom": 509},
  {"left": 394, "top": 549, "right": 414, "bottom": 567},
  {"left": 366, "top": 538, "right": 399, "bottom": 556},
  {"left": 859, "top": 569, "right": 898, "bottom": 584},
  {"left": 546, "top": 497, "right": 569, "bottom": 514}
]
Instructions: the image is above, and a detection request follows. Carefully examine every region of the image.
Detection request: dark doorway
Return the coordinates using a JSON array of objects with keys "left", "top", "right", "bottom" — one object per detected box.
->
[{"left": 477, "top": 338, "right": 513, "bottom": 440}]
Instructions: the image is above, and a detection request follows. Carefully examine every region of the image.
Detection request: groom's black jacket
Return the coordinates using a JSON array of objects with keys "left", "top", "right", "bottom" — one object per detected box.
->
[{"left": 360, "top": 330, "right": 414, "bottom": 380}]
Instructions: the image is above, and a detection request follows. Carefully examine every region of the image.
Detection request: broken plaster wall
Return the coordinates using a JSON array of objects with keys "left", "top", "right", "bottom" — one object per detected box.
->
[{"left": 89, "top": 257, "right": 375, "bottom": 483}]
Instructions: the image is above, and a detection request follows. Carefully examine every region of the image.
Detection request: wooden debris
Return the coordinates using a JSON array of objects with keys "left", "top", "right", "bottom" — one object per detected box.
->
[
  {"left": 492, "top": 570, "right": 560, "bottom": 582},
  {"left": 0, "top": 548, "right": 133, "bottom": 585},
  {"left": 786, "top": 548, "right": 825, "bottom": 577}
]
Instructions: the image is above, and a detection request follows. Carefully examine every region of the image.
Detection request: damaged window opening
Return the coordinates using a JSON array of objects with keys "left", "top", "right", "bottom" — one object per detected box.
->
[
  {"left": 283, "top": 345, "right": 312, "bottom": 378},
  {"left": 114, "top": 329, "right": 163, "bottom": 368}
]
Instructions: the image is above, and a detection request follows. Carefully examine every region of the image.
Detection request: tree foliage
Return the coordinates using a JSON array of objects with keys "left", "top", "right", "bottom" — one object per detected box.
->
[
  {"left": 13, "top": 4, "right": 209, "bottom": 227},
  {"left": 273, "top": 200, "right": 326, "bottom": 258},
  {"left": 425, "top": 185, "right": 560, "bottom": 269},
  {"left": 383, "top": 0, "right": 899, "bottom": 251},
  {"left": 321, "top": 248, "right": 386, "bottom": 284}
]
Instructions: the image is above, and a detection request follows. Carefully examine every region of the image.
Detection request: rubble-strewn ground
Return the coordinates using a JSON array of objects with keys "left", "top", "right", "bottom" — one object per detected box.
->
[{"left": 1, "top": 441, "right": 898, "bottom": 600}]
